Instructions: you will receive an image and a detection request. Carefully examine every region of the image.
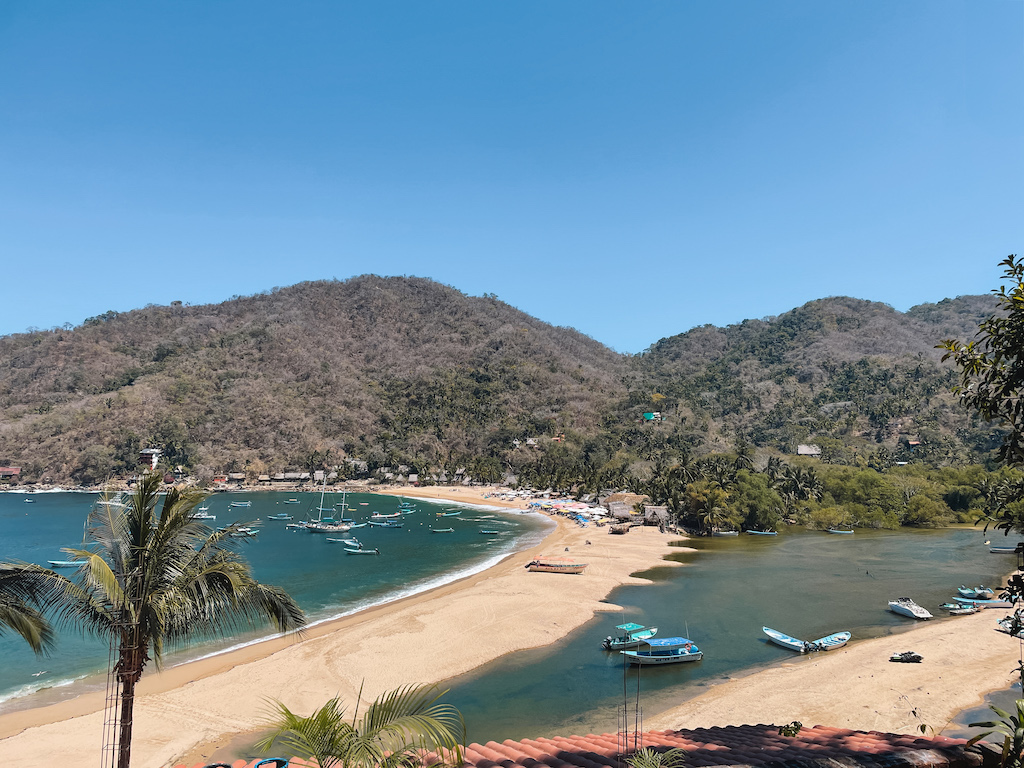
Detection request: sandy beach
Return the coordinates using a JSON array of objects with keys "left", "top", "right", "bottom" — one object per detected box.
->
[{"left": 0, "top": 486, "right": 1020, "bottom": 768}]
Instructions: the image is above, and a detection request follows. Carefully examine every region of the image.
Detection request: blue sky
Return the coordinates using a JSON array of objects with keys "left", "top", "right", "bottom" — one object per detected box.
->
[{"left": 0, "top": 1, "right": 1020, "bottom": 353}]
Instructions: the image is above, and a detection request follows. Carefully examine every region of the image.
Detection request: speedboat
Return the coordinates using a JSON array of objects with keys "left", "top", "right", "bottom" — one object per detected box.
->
[
  {"left": 621, "top": 637, "right": 703, "bottom": 665},
  {"left": 827, "top": 528, "right": 854, "bottom": 534},
  {"left": 940, "top": 602, "right": 980, "bottom": 615},
  {"left": 603, "top": 623, "right": 658, "bottom": 650},
  {"left": 888, "top": 597, "right": 932, "bottom": 619}
]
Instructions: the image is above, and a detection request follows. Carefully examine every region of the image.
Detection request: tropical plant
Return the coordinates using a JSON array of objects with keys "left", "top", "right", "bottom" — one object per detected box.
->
[
  {"left": 42, "top": 474, "right": 307, "bottom": 768},
  {"left": 257, "top": 683, "right": 465, "bottom": 768},
  {"left": 625, "top": 746, "right": 687, "bottom": 768},
  {"left": 0, "top": 562, "right": 57, "bottom": 654},
  {"left": 969, "top": 699, "right": 1024, "bottom": 768}
]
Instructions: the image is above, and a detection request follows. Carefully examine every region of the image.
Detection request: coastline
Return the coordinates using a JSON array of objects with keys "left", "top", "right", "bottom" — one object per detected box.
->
[
  {"left": 1, "top": 486, "right": 1020, "bottom": 766},
  {"left": 0, "top": 487, "right": 689, "bottom": 768}
]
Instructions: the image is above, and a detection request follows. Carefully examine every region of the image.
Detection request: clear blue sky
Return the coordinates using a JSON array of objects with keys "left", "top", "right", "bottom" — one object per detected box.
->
[{"left": 1, "top": 1, "right": 1020, "bottom": 353}]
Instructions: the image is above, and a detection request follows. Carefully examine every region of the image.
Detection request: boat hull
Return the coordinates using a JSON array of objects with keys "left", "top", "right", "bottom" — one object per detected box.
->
[
  {"left": 888, "top": 599, "right": 932, "bottom": 619},
  {"left": 622, "top": 648, "right": 703, "bottom": 665},
  {"left": 526, "top": 559, "right": 587, "bottom": 574}
]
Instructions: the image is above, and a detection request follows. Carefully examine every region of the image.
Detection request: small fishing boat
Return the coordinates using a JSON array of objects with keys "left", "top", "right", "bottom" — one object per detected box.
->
[
  {"left": 283, "top": 498, "right": 300, "bottom": 504},
  {"left": 990, "top": 544, "right": 1020, "bottom": 554},
  {"left": 525, "top": 558, "right": 587, "bottom": 574},
  {"left": 23, "top": 498, "right": 34, "bottom": 503},
  {"left": 370, "top": 512, "right": 401, "bottom": 520},
  {"left": 953, "top": 595, "right": 1015, "bottom": 608},
  {"left": 939, "top": 602, "right": 980, "bottom": 615},
  {"left": 267, "top": 513, "right": 293, "bottom": 521},
  {"left": 888, "top": 597, "right": 932, "bottom": 619},
  {"left": 344, "top": 548, "right": 380, "bottom": 555},
  {"left": 602, "top": 622, "right": 658, "bottom": 650},
  {"left": 348, "top": 522, "right": 367, "bottom": 529},
  {"left": 229, "top": 501, "right": 252, "bottom": 508},
  {"left": 327, "top": 538, "right": 362, "bottom": 547},
  {"left": 958, "top": 585, "right": 996, "bottom": 599},
  {"left": 437, "top": 511, "right": 461, "bottom": 517},
  {"left": 368, "top": 520, "right": 400, "bottom": 528},
  {"left": 431, "top": 528, "right": 455, "bottom": 533},
  {"left": 479, "top": 529, "right": 500, "bottom": 535},
  {"left": 621, "top": 637, "right": 703, "bottom": 665},
  {"left": 48, "top": 560, "right": 85, "bottom": 568},
  {"left": 827, "top": 528, "right": 854, "bottom": 534},
  {"left": 712, "top": 530, "right": 739, "bottom": 537},
  {"left": 191, "top": 511, "right": 216, "bottom": 520},
  {"left": 762, "top": 627, "right": 851, "bottom": 652},
  {"left": 747, "top": 529, "right": 777, "bottom": 536}
]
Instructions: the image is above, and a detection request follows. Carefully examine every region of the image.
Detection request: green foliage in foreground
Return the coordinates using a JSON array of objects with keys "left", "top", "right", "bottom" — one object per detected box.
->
[{"left": 257, "top": 684, "right": 465, "bottom": 768}]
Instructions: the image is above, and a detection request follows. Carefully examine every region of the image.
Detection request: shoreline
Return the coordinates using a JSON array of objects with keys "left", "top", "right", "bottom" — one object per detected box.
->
[{"left": 0, "top": 487, "right": 689, "bottom": 768}]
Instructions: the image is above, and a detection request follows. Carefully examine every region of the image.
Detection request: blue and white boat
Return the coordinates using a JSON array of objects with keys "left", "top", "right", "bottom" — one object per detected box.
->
[
  {"left": 762, "top": 626, "right": 851, "bottom": 653},
  {"left": 229, "top": 501, "right": 252, "bottom": 508},
  {"left": 267, "top": 513, "right": 293, "bottom": 521},
  {"left": 958, "top": 585, "right": 995, "bottom": 599},
  {"left": 827, "top": 528, "right": 854, "bottom": 534},
  {"left": 602, "top": 622, "right": 658, "bottom": 650},
  {"left": 621, "top": 637, "right": 703, "bottom": 665},
  {"left": 953, "top": 595, "right": 1015, "bottom": 608},
  {"left": 47, "top": 560, "right": 85, "bottom": 568},
  {"left": 747, "top": 529, "right": 778, "bottom": 536}
]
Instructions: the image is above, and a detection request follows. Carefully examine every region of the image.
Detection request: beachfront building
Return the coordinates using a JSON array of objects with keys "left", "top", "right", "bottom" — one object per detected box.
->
[{"left": 0, "top": 466, "right": 21, "bottom": 484}]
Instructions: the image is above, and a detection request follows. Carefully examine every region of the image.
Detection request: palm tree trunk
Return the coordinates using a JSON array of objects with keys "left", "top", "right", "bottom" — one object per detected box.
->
[{"left": 115, "top": 640, "right": 146, "bottom": 768}]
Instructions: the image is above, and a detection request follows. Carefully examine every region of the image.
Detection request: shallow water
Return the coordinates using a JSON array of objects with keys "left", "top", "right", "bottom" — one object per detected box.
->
[
  {"left": 439, "top": 527, "right": 1012, "bottom": 744},
  {"left": 0, "top": 490, "right": 549, "bottom": 711}
]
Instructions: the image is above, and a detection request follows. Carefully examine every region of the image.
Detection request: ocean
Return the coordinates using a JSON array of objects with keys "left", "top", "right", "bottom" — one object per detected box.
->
[{"left": 0, "top": 489, "right": 551, "bottom": 711}]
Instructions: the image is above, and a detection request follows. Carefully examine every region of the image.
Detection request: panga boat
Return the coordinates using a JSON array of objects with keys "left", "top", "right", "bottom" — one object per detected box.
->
[
  {"left": 267, "top": 513, "right": 293, "bottom": 521},
  {"left": 888, "top": 597, "right": 933, "bottom": 619},
  {"left": 48, "top": 560, "right": 85, "bottom": 568},
  {"left": 621, "top": 637, "right": 703, "bottom": 665},
  {"left": 525, "top": 558, "right": 588, "bottom": 574},
  {"left": 762, "top": 626, "right": 850, "bottom": 653},
  {"left": 747, "top": 529, "right": 777, "bottom": 536},
  {"left": 431, "top": 528, "right": 455, "bottom": 533},
  {"left": 602, "top": 622, "right": 658, "bottom": 650},
  {"left": 437, "top": 511, "right": 461, "bottom": 517},
  {"left": 958, "top": 585, "right": 996, "bottom": 599},
  {"left": 283, "top": 499, "right": 300, "bottom": 504},
  {"left": 344, "top": 547, "right": 380, "bottom": 555},
  {"left": 827, "top": 528, "right": 854, "bottom": 534},
  {"left": 327, "top": 538, "right": 362, "bottom": 547},
  {"left": 191, "top": 511, "right": 216, "bottom": 520},
  {"left": 712, "top": 530, "right": 739, "bottom": 537},
  {"left": 954, "top": 595, "right": 1015, "bottom": 608},
  {"left": 990, "top": 544, "right": 1020, "bottom": 553},
  {"left": 939, "top": 602, "right": 980, "bottom": 615},
  {"left": 229, "top": 501, "right": 252, "bottom": 508},
  {"left": 479, "top": 529, "right": 500, "bottom": 535}
]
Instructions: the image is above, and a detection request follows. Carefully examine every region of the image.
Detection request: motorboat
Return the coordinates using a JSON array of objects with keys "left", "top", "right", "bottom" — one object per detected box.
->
[
  {"left": 747, "top": 529, "right": 778, "bottom": 536},
  {"left": 479, "top": 529, "right": 500, "bottom": 535},
  {"left": 939, "top": 602, "right": 980, "bottom": 615},
  {"left": 344, "top": 547, "right": 380, "bottom": 555},
  {"left": 621, "top": 637, "right": 703, "bottom": 665},
  {"left": 229, "top": 501, "right": 252, "bottom": 508},
  {"left": 327, "top": 538, "right": 362, "bottom": 547},
  {"left": 602, "top": 622, "right": 658, "bottom": 650},
  {"left": 953, "top": 595, "right": 1015, "bottom": 608},
  {"left": 762, "top": 627, "right": 851, "bottom": 653},
  {"left": 267, "top": 513, "right": 293, "bottom": 521},
  {"left": 48, "top": 560, "right": 85, "bottom": 568},
  {"left": 888, "top": 597, "right": 932, "bottom": 619},
  {"left": 431, "top": 527, "right": 455, "bottom": 533},
  {"left": 827, "top": 528, "right": 854, "bottom": 534}
]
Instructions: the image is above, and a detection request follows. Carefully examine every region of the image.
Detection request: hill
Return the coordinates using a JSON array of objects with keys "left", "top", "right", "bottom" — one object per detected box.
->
[
  {"left": 0, "top": 277, "right": 629, "bottom": 484},
  {"left": 633, "top": 294, "right": 1000, "bottom": 464},
  {"left": 0, "top": 280, "right": 1001, "bottom": 485}
]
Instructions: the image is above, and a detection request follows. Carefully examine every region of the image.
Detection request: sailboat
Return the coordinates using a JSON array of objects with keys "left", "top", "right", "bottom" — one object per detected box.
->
[{"left": 302, "top": 477, "right": 351, "bottom": 534}]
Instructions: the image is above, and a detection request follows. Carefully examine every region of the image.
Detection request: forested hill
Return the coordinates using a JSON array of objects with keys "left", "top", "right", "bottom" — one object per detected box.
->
[
  {"left": 635, "top": 295, "right": 999, "bottom": 464},
  {"left": 0, "top": 277, "right": 630, "bottom": 483},
  {"left": 0, "top": 279, "right": 1001, "bottom": 485}
]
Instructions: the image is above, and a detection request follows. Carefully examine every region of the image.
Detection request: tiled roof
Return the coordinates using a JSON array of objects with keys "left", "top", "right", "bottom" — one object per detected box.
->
[{"left": 173, "top": 724, "right": 984, "bottom": 768}]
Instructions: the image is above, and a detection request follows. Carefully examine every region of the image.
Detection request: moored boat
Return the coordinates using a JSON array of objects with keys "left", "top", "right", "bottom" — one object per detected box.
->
[
  {"left": 602, "top": 622, "right": 658, "bottom": 650},
  {"left": 267, "top": 513, "right": 293, "bottom": 521},
  {"left": 480, "top": 529, "right": 500, "bottom": 535},
  {"left": 953, "top": 595, "right": 1015, "bottom": 608},
  {"left": 229, "top": 501, "right": 252, "bottom": 508},
  {"left": 712, "top": 530, "right": 739, "bottom": 537},
  {"left": 431, "top": 527, "right": 455, "bottom": 533},
  {"left": 939, "top": 602, "right": 980, "bottom": 615},
  {"left": 958, "top": 585, "right": 996, "bottom": 599},
  {"left": 525, "top": 558, "right": 587, "bottom": 574},
  {"left": 344, "top": 547, "right": 380, "bottom": 555},
  {"left": 888, "top": 597, "right": 932, "bottom": 619},
  {"left": 747, "top": 529, "right": 778, "bottom": 536},
  {"left": 283, "top": 498, "right": 300, "bottom": 504},
  {"left": 48, "top": 560, "right": 85, "bottom": 568},
  {"left": 827, "top": 528, "right": 854, "bottom": 534},
  {"left": 990, "top": 544, "right": 1020, "bottom": 553},
  {"left": 762, "top": 627, "right": 816, "bottom": 653},
  {"left": 621, "top": 637, "right": 703, "bottom": 665}
]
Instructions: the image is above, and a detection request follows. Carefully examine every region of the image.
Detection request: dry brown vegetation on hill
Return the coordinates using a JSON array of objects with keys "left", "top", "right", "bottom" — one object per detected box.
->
[{"left": 0, "top": 278, "right": 1002, "bottom": 485}]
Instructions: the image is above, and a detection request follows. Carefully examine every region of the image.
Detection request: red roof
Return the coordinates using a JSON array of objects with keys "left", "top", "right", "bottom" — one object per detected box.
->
[
  {"left": 171, "top": 724, "right": 981, "bottom": 768},
  {"left": 0, "top": 466, "right": 21, "bottom": 474}
]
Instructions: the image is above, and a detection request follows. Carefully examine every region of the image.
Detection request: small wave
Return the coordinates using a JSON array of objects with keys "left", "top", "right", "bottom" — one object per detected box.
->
[{"left": 0, "top": 673, "right": 92, "bottom": 706}]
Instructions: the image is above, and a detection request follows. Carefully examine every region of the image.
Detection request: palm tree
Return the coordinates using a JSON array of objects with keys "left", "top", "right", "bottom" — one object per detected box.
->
[
  {"left": 47, "top": 474, "right": 307, "bottom": 768},
  {"left": 626, "top": 747, "right": 687, "bottom": 768},
  {"left": 0, "top": 562, "right": 57, "bottom": 654},
  {"left": 257, "top": 683, "right": 465, "bottom": 768}
]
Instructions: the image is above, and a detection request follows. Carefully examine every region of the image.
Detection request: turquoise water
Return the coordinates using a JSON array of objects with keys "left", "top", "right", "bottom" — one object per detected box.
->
[
  {"left": 0, "top": 490, "right": 550, "bottom": 711},
  {"left": 438, "top": 528, "right": 1013, "bottom": 744}
]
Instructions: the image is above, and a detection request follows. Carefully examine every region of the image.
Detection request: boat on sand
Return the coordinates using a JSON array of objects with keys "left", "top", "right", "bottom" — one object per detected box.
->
[
  {"left": 525, "top": 558, "right": 587, "bottom": 574},
  {"left": 762, "top": 626, "right": 850, "bottom": 653}
]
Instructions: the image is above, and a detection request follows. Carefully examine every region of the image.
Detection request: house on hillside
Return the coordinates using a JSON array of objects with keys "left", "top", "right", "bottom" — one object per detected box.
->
[
  {"left": 139, "top": 448, "right": 161, "bottom": 470},
  {"left": 0, "top": 466, "right": 21, "bottom": 485},
  {"left": 227, "top": 473, "right": 245, "bottom": 484},
  {"left": 797, "top": 444, "right": 822, "bottom": 458}
]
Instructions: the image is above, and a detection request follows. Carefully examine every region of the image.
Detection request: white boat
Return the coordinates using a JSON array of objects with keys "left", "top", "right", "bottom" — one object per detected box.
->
[
  {"left": 990, "top": 544, "right": 1020, "bottom": 553},
  {"left": 327, "top": 537, "right": 362, "bottom": 547},
  {"left": 712, "top": 530, "right": 739, "bottom": 537},
  {"left": 371, "top": 512, "right": 401, "bottom": 521},
  {"left": 621, "top": 637, "right": 703, "bottom": 665},
  {"left": 267, "top": 513, "right": 293, "bottom": 521},
  {"left": 23, "top": 498, "right": 34, "bottom": 503},
  {"left": 888, "top": 597, "right": 933, "bottom": 619},
  {"left": 344, "top": 548, "right": 380, "bottom": 555},
  {"left": 191, "top": 509, "right": 216, "bottom": 520},
  {"left": 229, "top": 501, "right": 252, "bottom": 508},
  {"left": 602, "top": 622, "right": 658, "bottom": 650},
  {"left": 526, "top": 558, "right": 587, "bottom": 574},
  {"left": 954, "top": 595, "right": 1015, "bottom": 608},
  {"left": 762, "top": 626, "right": 850, "bottom": 653},
  {"left": 997, "top": 617, "right": 1024, "bottom": 637},
  {"left": 431, "top": 528, "right": 455, "bottom": 533},
  {"left": 48, "top": 560, "right": 85, "bottom": 568},
  {"left": 283, "top": 498, "right": 300, "bottom": 504}
]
